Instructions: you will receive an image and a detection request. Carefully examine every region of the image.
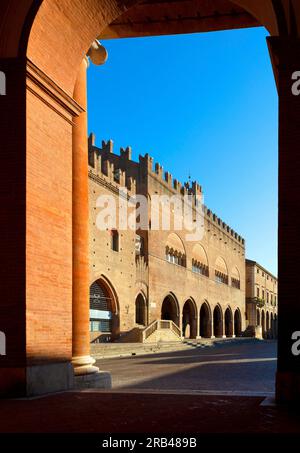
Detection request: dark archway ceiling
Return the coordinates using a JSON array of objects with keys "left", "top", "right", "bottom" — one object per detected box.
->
[{"left": 99, "top": 0, "right": 260, "bottom": 39}]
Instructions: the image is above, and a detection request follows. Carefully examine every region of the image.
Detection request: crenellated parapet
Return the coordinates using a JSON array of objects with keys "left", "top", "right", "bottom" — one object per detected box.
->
[
  {"left": 204, "top": 206, "right": 245, "bottom": 247},
  {"left": 88, "top": 133, "right": 245, "bottom": 246},
  {"left": 88, "top": 133, "right": 136, "bottom": 195}
]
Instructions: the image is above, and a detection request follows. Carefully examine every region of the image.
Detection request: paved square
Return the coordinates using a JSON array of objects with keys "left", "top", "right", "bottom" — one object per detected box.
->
[{"left": 97, "top": 339, "right": 277, "bottom": 394}]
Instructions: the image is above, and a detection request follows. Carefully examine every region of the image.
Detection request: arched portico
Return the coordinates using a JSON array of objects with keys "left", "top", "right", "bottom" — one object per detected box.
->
[
  {"left": 257, "top": 309, "right": 260, "bottom": 326},
  {"left": 266, "top": 311, "right": 270, "bottom": 339},
  {"left": 0, "top": 0, "right": 297, "bottom": 403},
  {"left": 135, "top": 292, "right": 147, "bottom": 326},
  {"left": 213, "top": 305, "right": 223, "bottom": 338},
  {"left": 234, "top": 309, "right": 242, "bottom": 337},
  {"left": 225, "top": 307, "right": 234, "bottom": 337},
  {"left": 261, "top": 310, "right": 266, "bottom": 339},
  {"left": 199, "top": 301, "right": 212, "bottom": 338},
  {"left": 161, "top": 293, "right": 180, "bottom": 327},
  {"left": 182, "top": 299, "right": 197, "bottom": 339}
]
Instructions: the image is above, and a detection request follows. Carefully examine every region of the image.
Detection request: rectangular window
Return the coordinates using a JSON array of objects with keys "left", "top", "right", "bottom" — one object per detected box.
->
[
  {"left": 193, "top": 263, "right": 208, "bottom": 277},
  {"left": 111, "top": 230, "right": 119, "bottom": 252},
  {"left": 257, "top": 287, "right": 260, "bottom": 298},
  {"left": 135, "top": 234, "right": 145, "bottom": 256},
  {"left": 215, "top": 272, "right": 228, "bottom": 285},
  {"left": 231, "top": 278, "right": 240, "bottom": 289},
  {"left": 90, "top": 319, "right": 111, "bottom": 332}
]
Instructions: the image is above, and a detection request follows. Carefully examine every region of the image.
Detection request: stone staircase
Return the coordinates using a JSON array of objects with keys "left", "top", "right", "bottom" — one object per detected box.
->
[
  {"left": 141, "top": 319, "right": 182, "bottom": 343},
  {"left": 90, "top": 336, "right": 253, "bottom": 359},
  {"left": 91, "top": 320, "right": 183, "bottom": 358}
]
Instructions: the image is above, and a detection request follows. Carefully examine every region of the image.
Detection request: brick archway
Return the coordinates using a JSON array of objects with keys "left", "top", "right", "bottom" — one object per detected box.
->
[
  {"left": 225, "top": 307, "right": 234, "bottom": 337},
  {"left": 234, "top": 309, "right": 242, "bottom": 337},
  {"left": 161, "top": 293, "right": 180, "bottom": 327},
  {"left": 89, "top": 277, "right": 119, "bottom": 342},
  {"left": 182, "top": 299, "right": 197, "bottom": 339},
  {"left": 213, "top": 305, "right": 223, "bottom": 338},
  {"left": 199, "top": 301, "right": 212, "bottom": 338},
  {"left": 1, "top": 0, "right": 300, "bottom": 402}
]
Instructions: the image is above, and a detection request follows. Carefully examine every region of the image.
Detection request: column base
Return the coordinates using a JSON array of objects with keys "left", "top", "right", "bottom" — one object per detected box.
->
[
  {"left": 72, "top": 354, "right": 112, "bottom": 390},
  {"left": 0, "top": 362, "right": 74, "bottom": 397},
  {"left": 74, "top": 371, "right": 112, "bottom": 390},
  {"left": 210, "top": 335, "right": 215, "bottom": 339},
  {"left": 222, "top": 335, "right": 227, "bottom": 339},
  {"left": 72, "top": 355, "right": 98, "bottom": 376},
  {"left": 276, "top": 371, "right": 300, "bottom": 404}
]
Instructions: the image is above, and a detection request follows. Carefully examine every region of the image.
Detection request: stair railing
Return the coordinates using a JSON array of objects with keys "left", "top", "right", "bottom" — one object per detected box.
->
[{"left": 142, "top": 319, "right": 182, "bottom": 342}]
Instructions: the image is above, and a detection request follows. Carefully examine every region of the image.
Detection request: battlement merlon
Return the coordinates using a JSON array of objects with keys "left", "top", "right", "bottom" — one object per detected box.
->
[
  {"left": 139, "top": 153, "right": 153, "bottom": 172},
  {"left": 101, "top": 139, "right": 113, "bottom": 154},
  {"left": 164, "top": 171, "right": 172, "bottom": 187},
  {"left": 192, "top": 181, "right": 202, "bottom": 197},
  {"left": 120, "top": 146, "right": 132, "bottom": 161},
  {"left": 155, "top": 162, "right": 163, "bottom": 178}
]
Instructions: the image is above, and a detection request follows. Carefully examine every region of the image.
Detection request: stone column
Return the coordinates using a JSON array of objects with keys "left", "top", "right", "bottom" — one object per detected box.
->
[
  {"left": 211, "top": 316, "right": 215, "bottom": 339},
  {"left": 72, "top": 57, "right": 97, "bottom": 376},
  {"left": 196, "top": 313, "right": 201, "bottom": 339},
  {"left": 268, "top": 37, "right": 300, "bottom": 403},
  {"left": 179, "top": 309, "right": 183, "bottom": 339},
  {"left": 222, "top": 315, "right": 226, "bottom": 338}
]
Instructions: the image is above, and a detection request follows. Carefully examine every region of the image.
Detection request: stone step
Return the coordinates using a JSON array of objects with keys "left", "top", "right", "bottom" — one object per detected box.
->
[
  {"left": 91, "top": 341, "right": 191, "bottom": 359},
  {"left": 91, "top": 337, "right": 255, "bottom": 359}
]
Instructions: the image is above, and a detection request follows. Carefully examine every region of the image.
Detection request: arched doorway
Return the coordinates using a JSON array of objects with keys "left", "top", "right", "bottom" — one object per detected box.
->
[
  {"left": 199, "top": 302, "right": 211, "bottom": 338},
  {"left": 161, "top": 294, "right": 179, "bottom": 326},
  {"left": 266, "top": 311, "right": 270, "bottom": 339},
  {"left": 213, "top": 305, "right": 223, "bottom": 338},
  {"left": 257, "top": 309, "right": 260, "bottom": 326},
  {"left": 182, "top": 299, "right": 197, "bottom": 339},
  {"left": 135, "top": 293, "right": 147, "bottom": 326},
  {"left": 261, "top": 310, "right": 266, "bottom": 339},
  {"left": 234, "top": 309, "right": 242, "bottom": 337},
  {"left": 89, "top": 278, "right": 118, "bottom": 342},
  {"left": 225, "top": 307, "right": 233, "bottom": 337}
]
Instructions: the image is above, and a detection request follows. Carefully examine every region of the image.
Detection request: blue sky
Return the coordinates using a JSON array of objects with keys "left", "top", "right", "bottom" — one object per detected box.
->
[{"left": 87, "top": 27, "right": 278, "bottom": 276}]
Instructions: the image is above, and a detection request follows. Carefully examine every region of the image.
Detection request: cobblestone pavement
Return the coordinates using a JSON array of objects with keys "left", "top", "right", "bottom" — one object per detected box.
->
[{"left": 97, "top": 339, "right": 277, "bottom": 394}]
